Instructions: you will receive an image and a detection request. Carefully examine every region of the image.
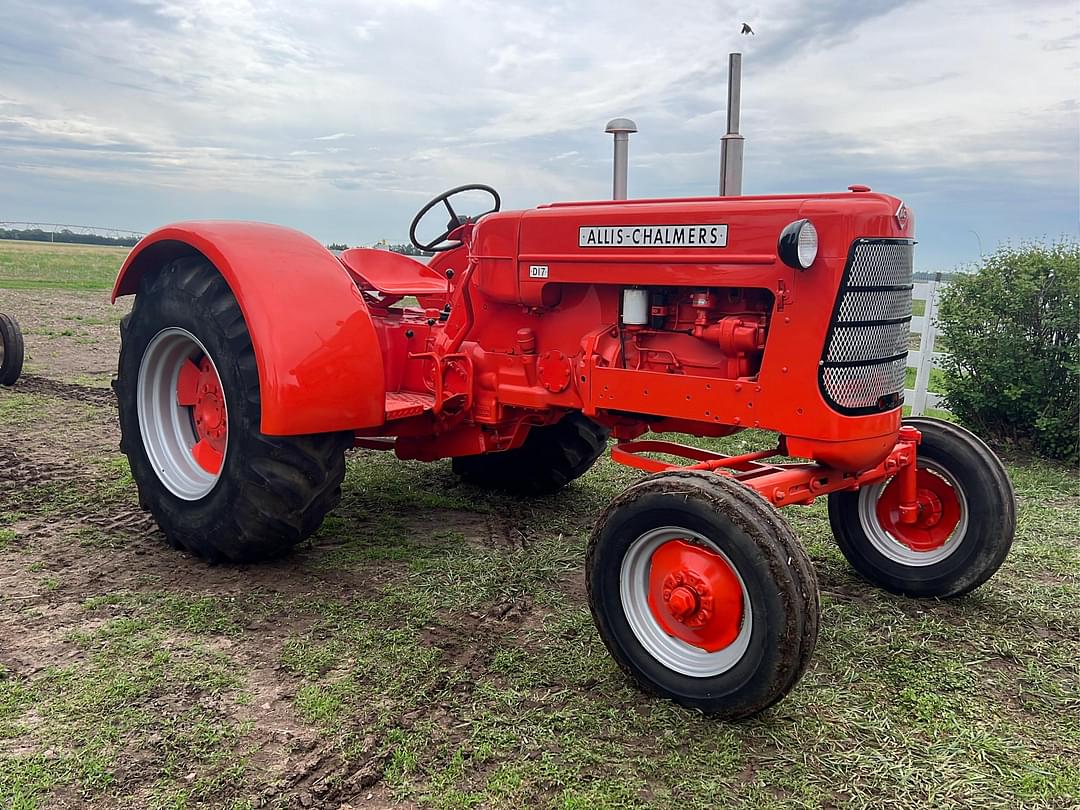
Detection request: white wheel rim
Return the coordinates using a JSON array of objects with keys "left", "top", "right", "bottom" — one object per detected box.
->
[
  {"left": 857, "top": 459, "right": 969, "bottom": 566},
  {"left": 136, "top": 327, "right": 227, "bottom": 500},
  {"left": 620, "top": 527, "right": 753, "bottom": 678}
]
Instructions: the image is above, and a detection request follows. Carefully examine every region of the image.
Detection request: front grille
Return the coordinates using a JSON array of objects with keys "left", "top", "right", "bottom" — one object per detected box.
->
[{"left": 819, "top": 239, "right": 914, "bottom": 413}]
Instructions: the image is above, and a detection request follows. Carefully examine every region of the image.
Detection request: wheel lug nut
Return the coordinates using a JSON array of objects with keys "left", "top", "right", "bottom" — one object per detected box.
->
[{"left": 667, "top": 585, "right": 698, "bottom": 620}]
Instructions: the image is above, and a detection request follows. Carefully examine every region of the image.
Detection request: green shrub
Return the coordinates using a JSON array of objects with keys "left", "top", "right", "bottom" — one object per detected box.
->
[{"left": 935, "top": 241, "right": 1078, "bottom": 462}]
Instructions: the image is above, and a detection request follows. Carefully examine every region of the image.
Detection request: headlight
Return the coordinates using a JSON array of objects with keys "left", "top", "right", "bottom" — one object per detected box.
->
[{"left": 778, "top": 219, "right": 818, "bottom": 270}]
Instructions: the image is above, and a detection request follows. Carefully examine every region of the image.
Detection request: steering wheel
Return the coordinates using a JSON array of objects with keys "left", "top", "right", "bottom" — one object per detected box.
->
[{"left": 409, "top": 184, "right": 501, "bottom": 253}]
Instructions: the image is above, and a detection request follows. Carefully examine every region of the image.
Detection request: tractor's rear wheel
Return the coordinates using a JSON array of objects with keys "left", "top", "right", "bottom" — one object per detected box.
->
[
  {"left": 0, "top": 313, "right": 25, "bottom": 386},
  {"left": 586, "top": 470, "right": 819, "bottom": 719},
  {"left": 114, "top": 256, "right": 353, "bottom": 562},
  {"left": 452, "top": 412, "right": 608, "bottom": 495},
  {"left": 827, "top": 417, "right": 1015, "bottom": 597}
]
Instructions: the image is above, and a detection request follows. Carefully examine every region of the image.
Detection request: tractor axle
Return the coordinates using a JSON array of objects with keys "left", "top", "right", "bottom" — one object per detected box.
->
[{"left": 610, "top": 428, "right": 923, "bottom": 511}]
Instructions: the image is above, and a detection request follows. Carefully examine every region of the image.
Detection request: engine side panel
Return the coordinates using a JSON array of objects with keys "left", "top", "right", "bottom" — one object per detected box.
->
[{"left": 470, "top": 192, "right": 912, "bottom": 470}]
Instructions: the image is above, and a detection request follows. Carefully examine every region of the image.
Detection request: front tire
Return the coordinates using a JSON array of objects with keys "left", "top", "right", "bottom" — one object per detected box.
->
[
  {"left": 114, "top": 257, "right": 353, "bottom": 562},
  {"left": 586, "top": 471, "right": 819, "bottom": 719},
  {"left": 827, "top": 417, "right": 1015, "bottom": 597}
]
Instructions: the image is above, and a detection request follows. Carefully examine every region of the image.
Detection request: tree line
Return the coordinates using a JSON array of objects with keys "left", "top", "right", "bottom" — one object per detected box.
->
[
  {"left": 327, "top": 242, "right": 433, "bottom": 257},
  {"left": 0, "top": 228, "right": 141, "bottom": 247}
]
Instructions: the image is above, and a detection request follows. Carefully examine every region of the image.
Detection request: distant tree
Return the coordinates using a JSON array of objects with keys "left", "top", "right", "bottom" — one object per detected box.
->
[
  {"left": 387, "top": 243, "right": 434, "bottom": 257},
  {"left": 324, "top": 240, "right": 433, "bottom": 257}
]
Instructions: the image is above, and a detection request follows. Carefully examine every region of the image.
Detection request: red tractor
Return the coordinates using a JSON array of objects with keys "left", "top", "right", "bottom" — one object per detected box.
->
[{"left": 111, "top": 183, "right": 1014, "bottom": 718}]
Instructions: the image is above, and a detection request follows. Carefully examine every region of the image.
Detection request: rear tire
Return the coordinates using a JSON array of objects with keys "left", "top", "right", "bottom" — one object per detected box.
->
[
  {"left": 452, "top": 412, "right": 608, "bottom": 495},
  {"left": 114, "top": 256, "right": 353, "bottom": 562},
  {"left": 586, "top": 471, "right": 819, "bottom": 719},
  {"left": 827, "top": 417, "right": 1015, "bottom": 597},
  {"left": 0, "top": 313, "right": 24, "bottom": 386}
]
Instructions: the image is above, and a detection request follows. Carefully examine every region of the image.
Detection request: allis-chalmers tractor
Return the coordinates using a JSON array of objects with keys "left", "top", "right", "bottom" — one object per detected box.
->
[{"left": 111, "top": 182, "right": 1015, "bottom": 719}]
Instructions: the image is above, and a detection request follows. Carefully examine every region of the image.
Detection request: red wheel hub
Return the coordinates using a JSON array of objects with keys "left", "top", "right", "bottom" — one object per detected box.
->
[
  {"left": 647, "top": 539, "right": 744, "bottom": 652},
  {"left": 876, "top": 468, "right": 961, "bottom": 551},
  {"left": 176, "top": 355, "right": 227, "bottom": 474}
]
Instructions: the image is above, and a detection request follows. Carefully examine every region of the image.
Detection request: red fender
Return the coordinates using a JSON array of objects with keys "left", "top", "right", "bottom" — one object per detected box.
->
[{"left": 113, "top": 221, "right": 386, "bottom": 435}]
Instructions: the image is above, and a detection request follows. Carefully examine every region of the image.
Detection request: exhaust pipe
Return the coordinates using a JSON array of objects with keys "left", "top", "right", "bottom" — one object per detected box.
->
[
  {"left": 719, "top": 52, "right": 744, "bottom": 196},
  {"left": 605, "top": 118, "right": 637, "bottom": 200}
]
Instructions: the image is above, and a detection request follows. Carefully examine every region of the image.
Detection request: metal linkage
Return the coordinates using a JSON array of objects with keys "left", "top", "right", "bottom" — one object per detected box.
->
[{"left": 611, "top": 428, "right": 924, "bottom": 511}]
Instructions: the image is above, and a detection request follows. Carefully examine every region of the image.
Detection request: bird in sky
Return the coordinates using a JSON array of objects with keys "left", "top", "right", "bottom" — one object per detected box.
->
[{"left": 741, "top": 22, "right": 755, "bottom": 35}]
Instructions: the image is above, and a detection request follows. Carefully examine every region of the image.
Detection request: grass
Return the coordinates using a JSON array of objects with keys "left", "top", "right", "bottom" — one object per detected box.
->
[
  {"left": 904, "top": 364, "right": 947, "bottom": 393},
  {"left": 4, "top": 409, "right": 1075, "bottom": 809},
  {"left": 0, "top": 392, "right": 48, "bottom": 426},
  {"left": 7, "top": 436, "right": 1063, "bottom": 809},
  {"left": 261, "top": 445, "right": 1079, "bottom": 810},
  {"left": 0, "top": 240, "right": 128, "bottom": 290},
  {"left": 0, "top": 616, "right": 250, "bottom": 809},
  {"left": 0, "top": 244, "right": 1075, "bottom": 808}
]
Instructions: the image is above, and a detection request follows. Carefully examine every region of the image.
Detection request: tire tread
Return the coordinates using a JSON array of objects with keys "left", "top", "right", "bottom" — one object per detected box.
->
[
  {"left": 586, "top": 470, "right": 819, "bottom": 719},
  {"left": 115, "top": 258, "right": 352, "bottom": 563},
  {"left": 0, "top": 313, "right": 25, "bottom": 386}
]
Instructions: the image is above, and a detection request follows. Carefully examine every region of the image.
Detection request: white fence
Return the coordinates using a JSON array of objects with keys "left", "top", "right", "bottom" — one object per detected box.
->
[{"left": 906, "top": 276, "right": 947, "bottom": 415}]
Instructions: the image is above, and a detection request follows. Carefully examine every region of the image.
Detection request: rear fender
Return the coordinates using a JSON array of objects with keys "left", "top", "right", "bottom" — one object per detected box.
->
[{"left": 113, "top": 221, "right": 386, "bottom": 435}]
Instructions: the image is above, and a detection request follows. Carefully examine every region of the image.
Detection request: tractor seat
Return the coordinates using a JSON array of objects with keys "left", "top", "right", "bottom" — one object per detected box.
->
[{"left": 338, "top": 248, "right": 448, "bottom": 297}]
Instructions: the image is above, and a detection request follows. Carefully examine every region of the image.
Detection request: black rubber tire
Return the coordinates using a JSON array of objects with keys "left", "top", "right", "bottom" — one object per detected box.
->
[
  {"left": 586, "top": 470, "right": 819, "bottom": 719},
  {"left": 0, "top": 313, "right": 25, "bottom": 386},
  {"left": 827, "top": 417, "right": 1015, "bottom": 598},
  {"left": 452, "top": 412, "right": 608, "bottom": 495},
  {"left": 114, "top": 256, "right": 353, "bottom": 563}
]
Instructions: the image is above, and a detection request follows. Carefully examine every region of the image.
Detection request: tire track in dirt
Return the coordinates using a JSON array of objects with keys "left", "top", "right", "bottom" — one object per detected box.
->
[
  {"left": 0, "top": 438, "right": 155, "bottom": 544},
  {"left": 14, "top": 373, "right": 115, "bottom": 407},
  {"left": 0, "top": 444, "right": 83, "bottom": 489}
]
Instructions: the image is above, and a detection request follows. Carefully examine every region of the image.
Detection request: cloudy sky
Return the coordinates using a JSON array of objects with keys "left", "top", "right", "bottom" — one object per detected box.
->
[{"left": 0, "top": 0, "right": 1076, "bottom": 268}]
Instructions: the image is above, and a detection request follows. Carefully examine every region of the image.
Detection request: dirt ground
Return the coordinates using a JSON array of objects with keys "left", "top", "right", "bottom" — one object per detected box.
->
[
  {"left": 1, "top": 280, "right": 1078, "bottom": 810},
  {"left": 1, "top": 288, "right": 419, "bottom": 808}
]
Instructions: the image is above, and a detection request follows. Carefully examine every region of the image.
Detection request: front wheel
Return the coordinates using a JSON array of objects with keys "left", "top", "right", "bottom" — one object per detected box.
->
[
  {"left": 114, "top": 257, "right": 353, "bottom": 562},
  {"left": 828, "top": 417, "right": 1015, "bottom": 597},
  {"left": 586, "top": 470, "right": 819, "bottom": 719}
]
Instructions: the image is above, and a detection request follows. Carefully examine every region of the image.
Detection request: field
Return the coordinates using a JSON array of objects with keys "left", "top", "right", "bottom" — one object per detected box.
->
[{"left": 1, "top": 241, "right": 1078, "bottom": 810}]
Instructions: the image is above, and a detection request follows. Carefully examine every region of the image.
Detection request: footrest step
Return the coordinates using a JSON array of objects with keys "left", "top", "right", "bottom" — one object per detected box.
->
[{"left": 385, "top": 391, "right": 435, "bottom": 420}]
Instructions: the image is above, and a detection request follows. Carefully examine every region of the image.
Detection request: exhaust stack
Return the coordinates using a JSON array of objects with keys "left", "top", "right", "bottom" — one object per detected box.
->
[
  {"left": 605, "top": 118, "right": 638, "bottom": 200},
  {"left": 719, "top": 52, "right": 744, "bottom": 196}
]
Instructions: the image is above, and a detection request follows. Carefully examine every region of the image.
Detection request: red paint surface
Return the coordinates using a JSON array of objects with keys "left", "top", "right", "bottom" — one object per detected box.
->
[
  {"left": 114, "top": 190, "right": 916, "bottom": 483},
  {"left": 113, "top": 222, "right": 385, "bottom": 434},
  {"left": 876, "top": 467, "right": 962, "bottom": 551},
  {"left": 177, "top": 356, "right": 226, "bottom": 474},
  {"left": 647, "top": 539, "right": 744, "bottom": 652}
]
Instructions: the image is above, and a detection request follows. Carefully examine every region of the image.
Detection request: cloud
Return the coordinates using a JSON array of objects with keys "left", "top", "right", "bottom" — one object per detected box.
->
[{"left": 0, "top": 0, "right": 1075, "bottom": 263}]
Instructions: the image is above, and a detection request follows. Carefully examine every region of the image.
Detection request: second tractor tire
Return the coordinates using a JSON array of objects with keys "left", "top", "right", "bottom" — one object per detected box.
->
[
  {"left": 114, "top": 256, "right": 353, "bottom": 563},
  {"left": 827, "top": 417, "right": 1015, "bottom": 597},
  {"left": 452, "top": 412, "right": 609, "bottom": 495},
  {"left": 0, "top": 313, "right": 25, "bottom": 386}
]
